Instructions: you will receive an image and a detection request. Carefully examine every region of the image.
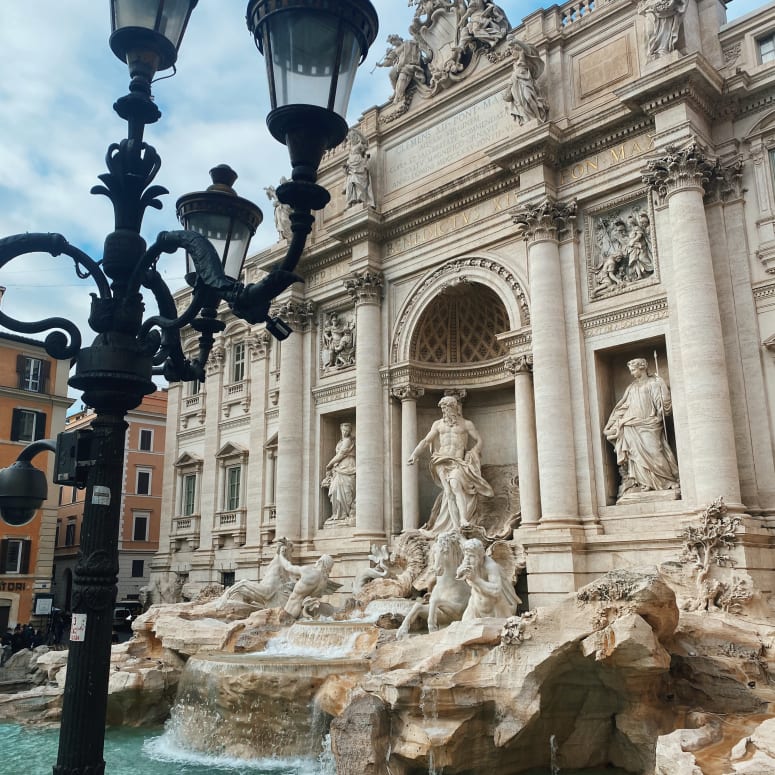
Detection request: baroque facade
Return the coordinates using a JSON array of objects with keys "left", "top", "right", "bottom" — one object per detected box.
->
[{"left": 154, "top": 0, "right": 775, "bottom": 607}]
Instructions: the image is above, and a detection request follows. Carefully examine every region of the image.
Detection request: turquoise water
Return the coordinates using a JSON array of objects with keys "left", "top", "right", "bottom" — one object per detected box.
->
[
  {"left": 0, "top": 723, "right": 633, "bottom": 775},
  {"left": 0, "top": 724, "right": 328, "bottom": 775}
]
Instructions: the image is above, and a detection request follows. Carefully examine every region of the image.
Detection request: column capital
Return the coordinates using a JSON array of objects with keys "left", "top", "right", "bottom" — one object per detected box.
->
[
  {"left": 344, "top": 269, "right": 384, "bottom": 304},
  {"left": 505, "top": 353, "right": 533, "bottom": 376},
  {"left": 392, "top": 384, "right": 425, "bottom": 402},
  {"left": 704, "top": 156, "right": 746, "bottom": 204},
  {"left": 272, "top": 300, "right": 315, "bottom": 331},
  {"left": 512, "top": 197, "right": 577, "bottom": 244},
  {"left": 248, "top": 330, "right": 271, "bottom": 361},
  {"left": 642, "top": 142, "right": 723, "bottom": 200}
]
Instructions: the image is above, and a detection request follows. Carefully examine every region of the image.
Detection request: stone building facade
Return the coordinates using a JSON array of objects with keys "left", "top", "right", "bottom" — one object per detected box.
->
[{"left": 153, "top": 0, "right": 775, "bottom": 607}]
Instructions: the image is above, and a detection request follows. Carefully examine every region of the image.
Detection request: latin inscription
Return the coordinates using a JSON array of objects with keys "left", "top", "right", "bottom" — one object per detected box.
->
[
  {"left": 385, "top": 190, "right": 519, "bottom": 257},
  {"left": 384, "top": 92, "right": 512, "bottom": 192},
  {"left": 560, "top": 134, "right": 656, "bottom": 185}
]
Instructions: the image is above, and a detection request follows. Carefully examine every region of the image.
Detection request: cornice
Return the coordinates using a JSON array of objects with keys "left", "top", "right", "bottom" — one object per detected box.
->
[
  {"left": 383, "top": 359, "right": 513, "bottom": 389},
  {"left": 614, "top": 53, "right": 725, "bottom": 121},
  {"left": 580, "top": 296, "right": 669, "bottom": 336},
  {"left": 312, "top": 379, "right": 357, "bottom": 405}
]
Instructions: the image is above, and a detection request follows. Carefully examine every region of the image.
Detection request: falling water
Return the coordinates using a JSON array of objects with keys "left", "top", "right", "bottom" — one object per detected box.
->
[
  {"left": 419, "top": 685, "right": 443, "bottom": 775},
  {"left": 550, "top": 734, "right": 560, "bottom": 775}
]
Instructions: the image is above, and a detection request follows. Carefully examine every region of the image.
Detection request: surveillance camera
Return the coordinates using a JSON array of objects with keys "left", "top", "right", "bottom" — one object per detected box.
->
[{"left": 0, "top": 460, "right": 48, "bottom": 527}]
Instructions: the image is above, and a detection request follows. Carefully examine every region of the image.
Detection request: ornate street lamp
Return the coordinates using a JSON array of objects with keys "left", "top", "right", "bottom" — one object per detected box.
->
[{"left": 0, "top": 2, "right": 378, "bottom": 774}]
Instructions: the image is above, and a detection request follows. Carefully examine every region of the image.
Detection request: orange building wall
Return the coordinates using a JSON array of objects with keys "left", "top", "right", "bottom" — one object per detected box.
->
[{"left": 0, "top": 333, "right": 71, "bottom": 629}]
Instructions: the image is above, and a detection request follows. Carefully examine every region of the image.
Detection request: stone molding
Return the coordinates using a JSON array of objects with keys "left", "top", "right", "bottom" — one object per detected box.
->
[
  {"left": 512, "top": 197, "right": 578, "bottom": 243},
  {"left": 345, "top": 270, "right": 384, "bottom": 305},
  {"left": 312, "top": 379, "right": 357, "bottom": 405},
  {"left": 391, "top": 385, "right": 425, "bottom": 402},
  {"left": 504, "top": 353, "right": 534, "bottom": 376},
  {"left": 580, "top": 296, "right": 669, "bottom": 336},
  {"left": 392, "top": 257, "right": 530, "bottom": 364},
  {"left": 384, "top": 360, "right": 513, "bottom": 389}
]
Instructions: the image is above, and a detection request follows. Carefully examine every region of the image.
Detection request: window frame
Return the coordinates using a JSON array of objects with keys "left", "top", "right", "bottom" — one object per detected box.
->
[
  {"left": 132, "top": 512, "right": 150, "bottom": 542},
  {"left": 225, "top": 465, "right": 242, "bottom": 511},
  {"left": 11, "top": 408, "right": 47, "bottom": 443},
  {"left": 136, "top": 468, "right": 152, "bottom": 496},
  {"left": 182, "top": 472, "right": 197, "bottom": 516},
  {"left": 759, "top": 31, "right": 775, "bottom": 63},
  {"left": 0, "top": 539, "right": 30, "bottom": 574},
  {"left": 138, "top": 428, "right": 153, "bottom": 452},
  {"left": 131, "top": 559, "right": 145, "bottom": 578},
  {"left": 231, "top": 341, "right": 246, "bottom": 383},
  {"left": 65, "top": 523, "right": 76, "bottom": 547}
]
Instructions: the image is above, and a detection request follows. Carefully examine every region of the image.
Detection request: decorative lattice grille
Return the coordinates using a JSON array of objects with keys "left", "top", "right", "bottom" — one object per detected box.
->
[{"left": 410, "top": 285, "right": 508, "bottom": 364}]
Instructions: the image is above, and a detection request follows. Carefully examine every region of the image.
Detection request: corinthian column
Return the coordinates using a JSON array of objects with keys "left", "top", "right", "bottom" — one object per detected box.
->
[
  {"left": 345, "top": 270, "right": 386, "bottom": 538},
  {"left": 273, "top": 300, "right": 314, "bottom": 542},
  {"left": 512, "top": 198, "right": 579, "bottom": 525},
  {"left": 505, "top": 354, "right": 540, "bottom": 527},
  {"left": 643, "top": 144, "right": 741, "bottom": 507},
  {"left": 392, "top": 384, "right": 425, "bottom": 531}
]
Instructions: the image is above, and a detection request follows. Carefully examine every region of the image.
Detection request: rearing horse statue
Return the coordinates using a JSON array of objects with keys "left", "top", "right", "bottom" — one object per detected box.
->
[{"left": 397, "top": 530, "right": 471, "bottom": 637}]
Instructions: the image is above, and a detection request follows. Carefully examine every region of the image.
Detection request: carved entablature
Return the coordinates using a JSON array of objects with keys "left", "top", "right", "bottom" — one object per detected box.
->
[
  {"left": 642, "top": 142, "right": 722, "bottom": 202},
  {"left": 312, "top": 380, "right": 357, "bottom": 406},
  {"left": 345, "top": 270, "right": 384, "bottom": 305},
  {"left": 271, "top": 300, "right": 315, "bottom": 331},
  {"left": 512, "top": 197, "right": 578, "bottom": 243},
  {"left": 504, "top": 353, "right": 533, "bottom": 376},
  {"left": 585, "top": 195, "right": 659, "bottom": 302},
  {"left": 320, "top": 308, "right": 356, "bottom": 374}
]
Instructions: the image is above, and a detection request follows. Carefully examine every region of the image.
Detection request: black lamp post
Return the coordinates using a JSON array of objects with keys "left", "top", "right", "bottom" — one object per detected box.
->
[{"left": 0, "top": 2, "right": 378, "bottom": 774}]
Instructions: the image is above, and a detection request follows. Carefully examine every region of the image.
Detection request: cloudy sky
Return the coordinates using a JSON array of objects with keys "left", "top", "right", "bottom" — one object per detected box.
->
[{"left": 0, "top": 0, "right": 764, "bottom": 398}]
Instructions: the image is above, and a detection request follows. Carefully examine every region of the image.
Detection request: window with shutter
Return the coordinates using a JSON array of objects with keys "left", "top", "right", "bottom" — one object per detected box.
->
[
  {"left": 11, "top": 409, "right": 46, "bottom": 442},
  {"left": 19, "top": 540, "right": 30, "bottom": 574},
  {"left": 0, "top": 539, "right": 7, "bottom": 573}
]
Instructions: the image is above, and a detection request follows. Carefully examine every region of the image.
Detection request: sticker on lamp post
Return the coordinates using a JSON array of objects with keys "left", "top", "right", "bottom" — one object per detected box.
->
[
  {"left": 70, "top": 613, "right": 87, "bottom": 642},
  {"left": 92, "top": 486, "right": 111, "bottom": 506}
]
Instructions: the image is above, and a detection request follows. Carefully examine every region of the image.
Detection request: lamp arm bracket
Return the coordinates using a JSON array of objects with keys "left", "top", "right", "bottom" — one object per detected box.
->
[
  {"left": 0, "top": 233, "right": 109, "bottom": 298},
  {"left": 16, "top": 439, "right": 57, "bottom": 465}
]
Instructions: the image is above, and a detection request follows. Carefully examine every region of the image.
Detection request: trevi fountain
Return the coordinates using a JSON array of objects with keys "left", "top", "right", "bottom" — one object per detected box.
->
[{"left": 5, "top": 0, "right": 775, "bottom": 772}]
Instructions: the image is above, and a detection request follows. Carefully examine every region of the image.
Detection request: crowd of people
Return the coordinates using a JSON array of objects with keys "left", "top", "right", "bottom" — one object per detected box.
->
[{"left": 0, "top": 611, "right": 69, "bottom": 666}]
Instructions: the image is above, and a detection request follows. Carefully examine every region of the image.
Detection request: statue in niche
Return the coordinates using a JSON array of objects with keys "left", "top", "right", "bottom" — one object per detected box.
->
[
  {"left": 321, "top": 311, "right": 356, "bottom": 371},
  {"left": 322, "top": 422, "right": 356, "bottom": 526},
  {"left": 604, "top": 357, "right": 680, "bottom": 501},
  {"left": 408, "top": 395, "right": 494, "bottom": 534},
  {"left": 278, "top": 552, "right": 340, "bottom": 619},
  {"left": 457, "top": 0, "right": 510, "bottom": 53},
  {"left": 502, "top": 40, "right": 548, "bottom": 125},
  {"left": 376, "top": 34, "right": 426, "bottom": 105},
  {"left": 639, "top": 0, "right": 688, "bottom": 58},
  {"left": 456, "top": 537, "right": 521, "bottom": 619},
  {"left": 264, "top": 180, "right": 292, "bottom": 241},
  {"left": 590, "top": 207, "right": 655, "bottom": 297},
  {"left": 213, "top": 539, "right": 295, "bottom": 611},
  {"left": 343, "top": 128, "right": 375, "bottom": 208}
]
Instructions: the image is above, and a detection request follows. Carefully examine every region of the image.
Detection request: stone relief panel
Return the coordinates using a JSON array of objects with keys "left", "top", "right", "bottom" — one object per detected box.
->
[
  {"left": 320, "top": 309, "right": 356, "bottom": 374},
  {"left": 585, "top": 196, "right": 659, "bottom": 301}
]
